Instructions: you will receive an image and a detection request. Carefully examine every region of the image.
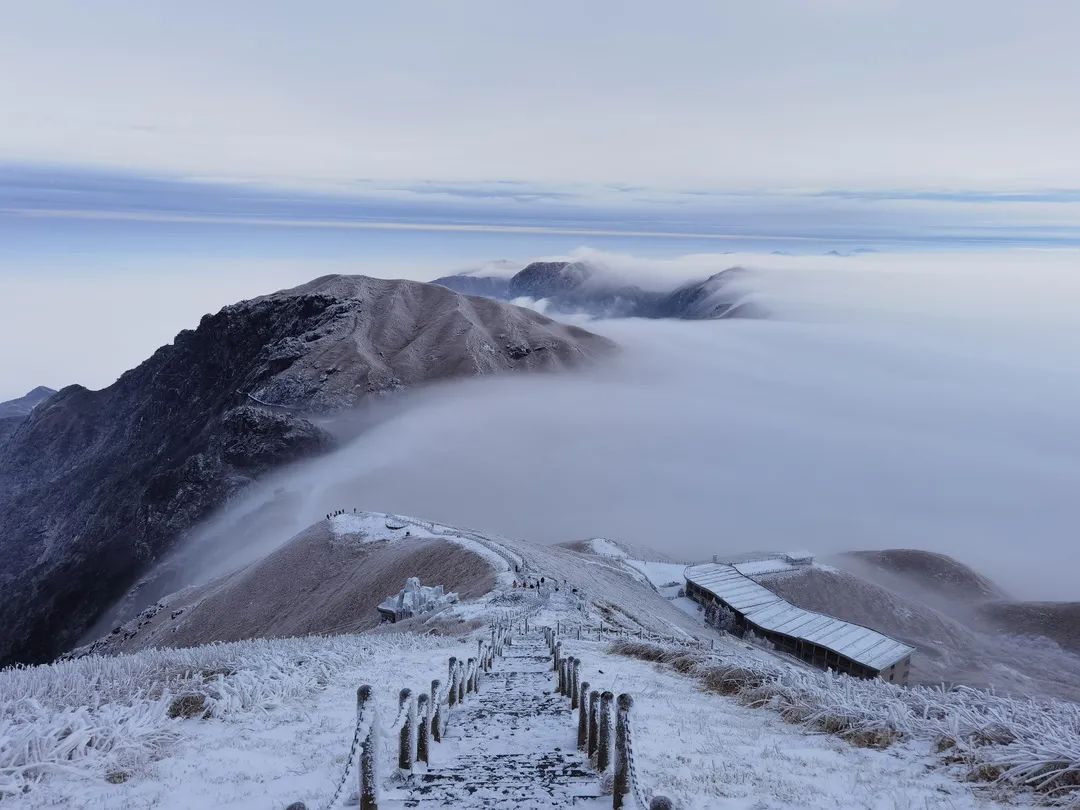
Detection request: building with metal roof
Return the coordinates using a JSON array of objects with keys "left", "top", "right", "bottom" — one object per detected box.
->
[{"left": 684, "top": 562, "right": 914, "bottom": 683}]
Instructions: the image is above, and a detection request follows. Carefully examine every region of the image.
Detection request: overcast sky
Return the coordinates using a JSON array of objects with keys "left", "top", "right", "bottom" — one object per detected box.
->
[
  {"left": 2, "top": 1, "right": 1079, "bottom": 191},
  {"left": 3, "top": 1, "right": 1080, "bottom": 401}
]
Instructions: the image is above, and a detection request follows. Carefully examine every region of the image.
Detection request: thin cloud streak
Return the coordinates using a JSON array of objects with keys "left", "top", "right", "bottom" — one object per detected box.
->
[{"left": 4, "top": 208, "right": 844, "bottom": 242}]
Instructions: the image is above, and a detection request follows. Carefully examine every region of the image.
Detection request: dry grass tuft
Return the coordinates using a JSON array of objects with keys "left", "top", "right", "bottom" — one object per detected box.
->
[
  {"left": 167, "top": 692, "right": 208, "bottom": 720},
  {"left": 842, "top": 727, "right": 899, "bottom": 749}
]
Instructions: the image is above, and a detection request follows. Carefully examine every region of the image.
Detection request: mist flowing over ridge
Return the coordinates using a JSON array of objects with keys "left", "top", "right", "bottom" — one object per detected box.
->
[
  {"left": 164, "top": 248, "right": 1080, "bottom": 606},
  {"left": 0, "top": 274, "right": 610, "bottom": 666}
]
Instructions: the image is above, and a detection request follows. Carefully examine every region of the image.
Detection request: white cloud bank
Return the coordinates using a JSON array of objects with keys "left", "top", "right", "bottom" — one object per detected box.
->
[{"left": 174, "top": 248, "right": 1080, "bottom": 603}]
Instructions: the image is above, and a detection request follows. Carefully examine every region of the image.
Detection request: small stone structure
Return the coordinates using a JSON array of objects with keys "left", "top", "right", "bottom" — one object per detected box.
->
[{"left": 377, "top": 577, "right": 458, "bottom": 623}]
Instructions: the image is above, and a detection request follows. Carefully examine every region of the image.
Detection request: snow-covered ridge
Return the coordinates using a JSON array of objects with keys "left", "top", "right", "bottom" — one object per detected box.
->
[{"left": 329, "top": 510, "right": 517, "bottom": 575}]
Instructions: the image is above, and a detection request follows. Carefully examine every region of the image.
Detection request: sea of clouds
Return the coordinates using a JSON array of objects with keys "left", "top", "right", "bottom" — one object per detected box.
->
[{"left": 172, "top": 248, "right": 1080, "bottom": 602}]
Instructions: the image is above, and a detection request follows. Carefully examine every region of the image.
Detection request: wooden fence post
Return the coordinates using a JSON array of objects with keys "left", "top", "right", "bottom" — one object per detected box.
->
[
  {"left": 358, "top": 685, "right": 378, "bottom": 810},
  {"left": 588, "top": 689, "right": 600, "bottom": 758},
  {"left": 398, "top": 688, "right": 415, "bottom": 772},
  {"left": 416, "top": 693, "right": 430, "bottom": 765},
  {"left": 613, "top": 694, "right": 632, "bottom": 808},
  {"left": 577, "top": 681, "right": 590, "bottom": 749},
  {"left": 466, "top": 658, "right": 476, "bottom": 694},
  {"left": 448, "top": 658, "right": 458, "bottom": 707},
  {"left": 597, "top": 691, "right": 614, "bottom": 772},
  {"left": 457, "top": 661, "right": 465, "bottom": 703},
  {"left": 571, "top": 659, "right": 580, "bottom": 709},
  {"left": 554, "top": 641, "right": 562, "bottom": 672},
  {"left": 430, "top": 679, "right": 442, "bottom": 742}
]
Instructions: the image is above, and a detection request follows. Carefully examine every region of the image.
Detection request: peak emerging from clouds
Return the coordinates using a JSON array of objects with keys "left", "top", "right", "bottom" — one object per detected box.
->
[{"left": 432, "top": 259, "right": 764, "bottom": 321}]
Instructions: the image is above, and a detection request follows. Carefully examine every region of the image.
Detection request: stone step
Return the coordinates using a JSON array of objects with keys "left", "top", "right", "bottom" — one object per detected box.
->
[{"left": 387, "top": 631, "right": 598, "bottom": 808}]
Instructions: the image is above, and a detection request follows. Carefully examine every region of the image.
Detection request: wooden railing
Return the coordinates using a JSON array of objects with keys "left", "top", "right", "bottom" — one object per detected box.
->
[
  {"left": 549, "top": 618, "right": 714, "bottom": 651},
  {"left": 542, "top": 625, "right": 674, "bottom": 810},
  {"left": 288, "top": 614, "right": 519, "bottom": 810}
]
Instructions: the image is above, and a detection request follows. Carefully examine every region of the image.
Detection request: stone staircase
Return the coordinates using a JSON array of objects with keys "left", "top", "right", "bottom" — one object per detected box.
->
[{"left": 383, "top": 633, "right": 604, "bottom": 808}]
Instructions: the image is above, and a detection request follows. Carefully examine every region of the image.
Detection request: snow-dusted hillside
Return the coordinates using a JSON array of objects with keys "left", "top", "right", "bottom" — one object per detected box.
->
[{"left": 5, "top": 513, "right": 1079, "bottom": 808}]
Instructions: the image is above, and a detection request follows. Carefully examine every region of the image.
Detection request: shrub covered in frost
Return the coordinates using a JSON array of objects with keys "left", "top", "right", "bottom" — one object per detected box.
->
[
  {"left": 612, "top": 639, "right": 1080, "bottom": 802},
  {"left": 0, "top": 633, "right": 441, "bottom": 798}
]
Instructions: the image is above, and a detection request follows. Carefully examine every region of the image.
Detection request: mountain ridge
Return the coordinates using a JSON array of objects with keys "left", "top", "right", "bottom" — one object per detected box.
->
[
  {"left": 0, "top": 275, "right": 611, "bottom": 666},
  {"left": 432, "top": 260, "right": 764, "bottom": 320}
]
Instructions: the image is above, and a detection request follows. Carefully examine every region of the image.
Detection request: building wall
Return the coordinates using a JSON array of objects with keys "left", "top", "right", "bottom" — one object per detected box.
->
[{"left": 685, "top": 578, "right": 910, "bottom": 685}]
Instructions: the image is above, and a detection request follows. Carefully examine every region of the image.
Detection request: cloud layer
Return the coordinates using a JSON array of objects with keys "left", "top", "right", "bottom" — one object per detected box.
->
[{"left": 172, "top": 248, "right": 1080, "bottom": 603}]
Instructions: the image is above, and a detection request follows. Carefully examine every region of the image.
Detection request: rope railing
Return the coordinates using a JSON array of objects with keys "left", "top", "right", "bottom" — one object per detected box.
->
[
  {"left": 288, "top": 623, "right": 513, "bottom": 810},
  {"left": 552, "top": 619, "right": 712, "bottom": 651},
  {"left": 542, "top": 624, "right": 674, "bottom": 810}
]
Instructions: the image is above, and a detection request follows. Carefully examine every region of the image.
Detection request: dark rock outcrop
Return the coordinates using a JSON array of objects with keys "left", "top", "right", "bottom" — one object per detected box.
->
[
  {"left": 0, "top": 275, "right": 611, "bottom": 665},
  {"left": 432, "top": 261, "right": 761, "bottom": 320}
]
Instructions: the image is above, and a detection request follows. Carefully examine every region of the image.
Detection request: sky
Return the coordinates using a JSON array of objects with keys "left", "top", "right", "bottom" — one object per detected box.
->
[
  {"left": 2, "top": 1, "right": 1080, "bottom": 189},
  {"left": 3, "top": 3, "right": 1080, "bottom": 603},
  {"left": 3, "top": 1, "right": 1080, "bottom": 399}
]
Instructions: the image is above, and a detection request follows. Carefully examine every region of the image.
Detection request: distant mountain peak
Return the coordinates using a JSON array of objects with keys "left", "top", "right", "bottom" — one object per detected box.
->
[
  {"left": 432, "top": 259, "right": 763, "bottom": 320},
  {"left": 0, "top": 385, "right": 56, "bottom": 418}
]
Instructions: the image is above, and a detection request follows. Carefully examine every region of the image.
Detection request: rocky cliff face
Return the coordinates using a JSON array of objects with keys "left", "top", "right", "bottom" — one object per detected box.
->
[{"left": 0, "top": 275, "right": 611, "bottom": 665}]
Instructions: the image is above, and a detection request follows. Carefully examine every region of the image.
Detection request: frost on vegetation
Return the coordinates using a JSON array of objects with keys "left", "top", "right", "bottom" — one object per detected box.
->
[
  {"left": 0, "top": 633, "right": 439, "bottom": 798},
  {"left": 613, "top": 639, "right": 1080, "bottom": 802},
  {"left": 378, "top": 576, "right": 459, "bottom": 621}
]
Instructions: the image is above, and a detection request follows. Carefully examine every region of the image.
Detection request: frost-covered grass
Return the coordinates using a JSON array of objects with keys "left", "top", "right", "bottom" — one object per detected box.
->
[
  {"left": 0, "top": 632, "right": 453, "bottom": 801},
  {"left": 612, "top": 639, "right": 1080, "bottom": 803},
  {"left": 558, "top": 638, "right": 1020, "bottom": 809}
]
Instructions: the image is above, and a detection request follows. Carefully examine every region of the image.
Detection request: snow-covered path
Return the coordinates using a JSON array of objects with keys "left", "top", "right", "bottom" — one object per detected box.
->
[{"left": 385, "top": 633, "right": 604, "bottom": 809}]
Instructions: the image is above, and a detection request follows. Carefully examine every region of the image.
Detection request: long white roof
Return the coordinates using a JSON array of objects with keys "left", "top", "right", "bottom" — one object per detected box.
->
[{"left": 685, "top": 563, "right": 914, "bottom": 671}]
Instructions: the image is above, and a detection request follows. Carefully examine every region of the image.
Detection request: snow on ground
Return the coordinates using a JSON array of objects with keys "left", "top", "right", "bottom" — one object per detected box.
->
[
  {"left": 625, "top": 560, "right": 687, "bottom": 589},
  {"left": 1, "top": 632, "right": 479, "bottom": 808},
  {"left": 586, "top": 538, "right": 628, "bottom": 559},
  {"left": 335, "top": 510, "right": 519, "bottom": 575},
  {"left": 529, "top": 587, "right": 1076, "bottom": 808},
  {"left": 6, "top": 522, "right": 1078, "bottom": 809},
  {"left": 732, "top": 558, "right": 800, "bottom": 577},
  {"left": 562, "top": 636, "right": 1032, "bottom": 810}
]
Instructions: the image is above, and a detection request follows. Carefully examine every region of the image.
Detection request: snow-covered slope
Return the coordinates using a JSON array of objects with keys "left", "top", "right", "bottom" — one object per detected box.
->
[
  {"left": 75, "top": 514, "right": 501, "bottom": 657},
  {"left": 7, "top": 513, "right": 1080, "bottom": 808}
]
